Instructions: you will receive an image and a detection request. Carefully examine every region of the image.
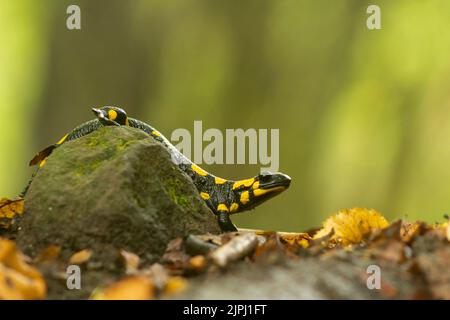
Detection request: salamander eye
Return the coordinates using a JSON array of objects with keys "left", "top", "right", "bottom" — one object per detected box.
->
[{"left": 108, "top": 109, "right": 118, "bottom": 121}]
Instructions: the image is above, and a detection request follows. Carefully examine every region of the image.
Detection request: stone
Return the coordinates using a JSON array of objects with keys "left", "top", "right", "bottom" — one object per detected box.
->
[{"left": 17, "top": 126, "right": 221, "bottom": 264}]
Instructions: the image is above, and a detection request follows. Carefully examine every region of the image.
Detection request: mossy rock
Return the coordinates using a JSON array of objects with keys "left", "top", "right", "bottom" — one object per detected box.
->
[{"left": 17, "top": 126, "right": 221, "bottom": 264}]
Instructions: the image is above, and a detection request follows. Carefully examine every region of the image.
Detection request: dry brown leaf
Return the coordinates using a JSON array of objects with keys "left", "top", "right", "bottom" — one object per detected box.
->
[
  {"left": 278, "top": 232, "right": 311, "bottom": 248},
  {"left": 69, "top": 249, "right": 93, "bottom": 265},
  {"left": 35, "top": 245, "right": 61, "bottom": 264},
  {"left": 313, "top": 208, "right": 389, "bottom": 246},
  {"left": 253, "top": 232, "right": 281, "bottom": 257},
  {"left": 400, "top": 221, "right": 423, "bottom": 243},
  {"left": 91, "top": 275, "right": 154, "bottom": 300},
  {"left": 145, "top": 263, "right": 168, "bottom": 290},
  {"left": 0, "top": 198, "right": 24, "bottom": 229},
  {"left": 0, "top": 238, "right": 46, "bottom": 299},
  {"left": 194, "top": 234, "right": 226, "bottom": 246},
  {"left": 119, "top": 249, "right": 140, "bottom": 274}
]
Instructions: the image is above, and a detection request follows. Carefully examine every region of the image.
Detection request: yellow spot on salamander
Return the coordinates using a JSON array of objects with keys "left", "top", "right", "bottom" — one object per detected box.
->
[
  {"left": 200, "top": 192, "right": 210, "bottom": 200},
  {"left": 240, "top": 191, "right": 250, "bottom": 205},
  {"left": 253, "top": 186, "right": 285, "bottom": 197},
  {"left": 56, "top": 134, "right": 68, "bottom": 145},
  {"left": 151, "top": 130, "right": 161, "bottom": 137},
  {"left": 125, "top": 118, "right": 129, "bottom": 126},
  {"left": 108, "top": 109, "right": 118, "bottom": 121},
  {"left": 215, "top": 177, "right": 226, "bottom": 184},
  {"left": 191, "top": 164, "right": 208, "bottom": 176},
  {"left": 252, "top": 181, "right": 260, "bottom": 189},
  {"left": 232, "top": 178, "right": 254, "bottom": 190},
  {"left": 217, "top": 204, "right": 229, "bottom": 212},
  {"left": 230, "top": 203, "right": 239, "bottom": 213},
  {"left": 39, "top": 158, "right": 47, "bottom": 168}
]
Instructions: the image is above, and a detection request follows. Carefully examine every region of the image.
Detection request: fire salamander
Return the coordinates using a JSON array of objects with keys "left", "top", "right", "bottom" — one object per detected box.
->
[{"left": 27, "top": 106, "right": 291, "bottom": 232}]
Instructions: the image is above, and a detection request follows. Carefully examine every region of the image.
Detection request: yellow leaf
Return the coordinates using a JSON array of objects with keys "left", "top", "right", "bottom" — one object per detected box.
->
[
  {"left": 91, "top": 276, "right": 154, "bottom": 300},
  {"left": 0, "top": 238, "right": 46, "bottom": 299},
  {"left": 278, "top": 232, "right": 311, "bottom": 248},
  {"left": 69, "top": 249, "right": 93, "bottom": 265},
  {"left": 400, "top": 221, "right": 423, "bottom": 243},
  {"left": 0, "top": 198, "right": 24, "bottom": 229},
  {"left": 313, "top": 208, "right": 389, "bottom": 246},
  {"left": 189, "top": 255, "right": 207, "bottom": 271},
  {"left": 163, "top": 276, "right": 188, "bottom": 297}
]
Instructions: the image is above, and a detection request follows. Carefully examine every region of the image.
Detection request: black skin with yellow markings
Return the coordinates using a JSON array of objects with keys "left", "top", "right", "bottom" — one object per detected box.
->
[{"left": 28, "top": 106, "right": 292, "bottom": 232}]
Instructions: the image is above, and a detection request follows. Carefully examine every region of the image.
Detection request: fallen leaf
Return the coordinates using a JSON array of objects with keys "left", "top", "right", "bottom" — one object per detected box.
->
[
  {"left": 189, "top": 255, "right": 207, "bottom": 271},
  {"left": 313, "top": 208, "right": 389, "bottom": 246},
  {"left": 399, "top": 221, "right": 423, "bottom": 243},
  {"left": 91, "top": 275, "right": 154, "bottom": 300},
  {"left": 194, "top": 234, "right": 226, "bottom": 246},
  {"left": 144, "top": 263, "right": 168, "bottom": 290},
  {"left": 119, "top": 249, "right": 140, "bottom": 274},
  {"left": 0, "top": 198, "right": 24, "bottom": 229},
  {"left": 0, "top": 238, "right": 46, "bottom": 299},
  {"left": 253, "top": 232, "right": 282, "bottom": 258},
  {"left": 69, "top": 249, "right": 93, "bottom": 265},
  {"left": 161, "top": 238, "right": 192, "bottom": 275},
  {"left": 35, "top": 245, "right": 61, "bottom": 264},
  {"left": 162, "top": 276, "right": 188, "bottom": 297},
  {"left": 278, "top": 232, "right": 311, "bottom": 248}
]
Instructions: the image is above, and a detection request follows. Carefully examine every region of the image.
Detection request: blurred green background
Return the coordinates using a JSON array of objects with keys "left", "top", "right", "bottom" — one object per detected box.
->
[{"left": 1, "top": 0, "right": 449, "bottom": 231}]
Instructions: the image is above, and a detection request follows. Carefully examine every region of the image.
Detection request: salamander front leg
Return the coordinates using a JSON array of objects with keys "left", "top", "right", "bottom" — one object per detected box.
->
[{"left": 218, "top": 211, "right": 237, "bottom": 232}]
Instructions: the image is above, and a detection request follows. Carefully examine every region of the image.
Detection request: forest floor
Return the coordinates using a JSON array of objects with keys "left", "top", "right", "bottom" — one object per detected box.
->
[{"left": 1, "top": 207, "right": 449, "bottom": 299}]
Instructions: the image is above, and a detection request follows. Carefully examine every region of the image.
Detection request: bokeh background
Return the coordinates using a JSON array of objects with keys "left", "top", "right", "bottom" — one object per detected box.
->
[{"left": 1, "top": 0, "right": 450, "bottom": 231}]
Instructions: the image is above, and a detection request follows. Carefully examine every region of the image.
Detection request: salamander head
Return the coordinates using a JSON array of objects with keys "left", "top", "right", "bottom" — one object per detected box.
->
[
  {"left": 231, "top": 171, "right": 291, "bottom": 212},
  {"left": 92, "top": 106, "right": 129, "bottom": 126}
]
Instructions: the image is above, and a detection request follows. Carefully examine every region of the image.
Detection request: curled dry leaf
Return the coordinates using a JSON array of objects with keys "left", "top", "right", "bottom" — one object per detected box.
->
[
  {"left": 34, "top": 245, "right": 61, "bottom": 264},
  {"left": 400, "top": 221, "right": 424, "bottom": 243},
  {"left": 143, "top": 263, "right": 188, "bottom": 297},
  {"left": 313, "top": 208, "right": 389, "bottom": 246},
  {"left": 145, "top": 263, "right": 168, "bottom": 290},
  {"left": 69, "top": 249, "right": 93, "bottom": 265},
  {"left": 0, "top": 238, "right": 46, "bottom": 299},
  {"left": 253, "top": 232, "right": 283, "bottom": 259},
  {"left": 0, "top": 198, "right": 24, "bottom": 229},
  {"left": 119, "top": 249, "right": 140, "bottom": 274},
  {"left": 278, "top": 232, "right": 311, "bottom": 248},
  {"left": 161, "top": 238, "right": 191, "bottom": 275}
]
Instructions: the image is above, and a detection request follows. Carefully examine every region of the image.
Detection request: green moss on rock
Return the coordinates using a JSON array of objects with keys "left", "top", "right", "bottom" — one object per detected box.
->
[{"left": 17, "top": 126, "right": 221, "bottom": 264}]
